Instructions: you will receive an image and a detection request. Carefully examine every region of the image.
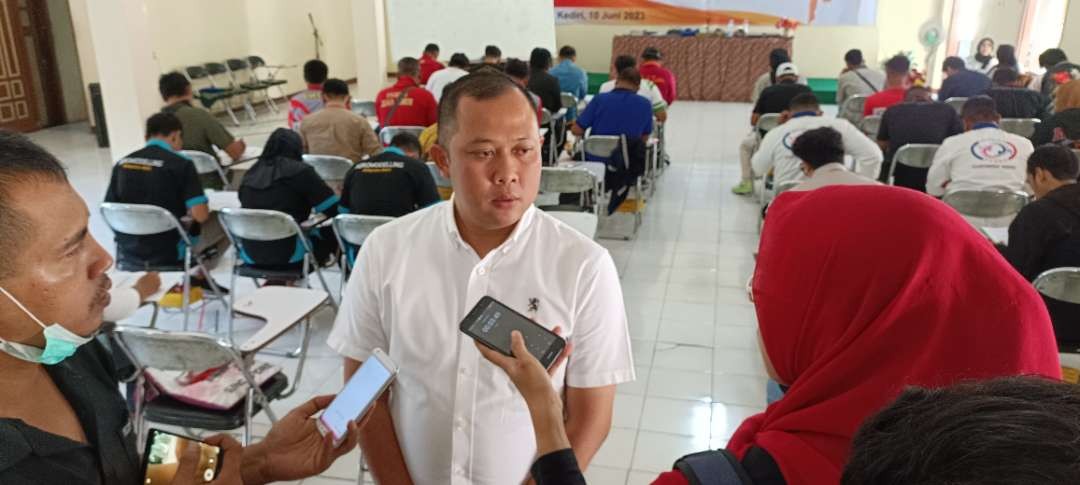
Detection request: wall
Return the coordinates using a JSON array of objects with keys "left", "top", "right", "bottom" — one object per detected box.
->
[
  {"left": 1062, "top": 1, "right": 1080, "bottom": 58},
  {"left": 47, "top": 0, "right": 87, "bottom": 122},
  {"left": 67, "top": 0, "right": 98, "bottom": 126}
]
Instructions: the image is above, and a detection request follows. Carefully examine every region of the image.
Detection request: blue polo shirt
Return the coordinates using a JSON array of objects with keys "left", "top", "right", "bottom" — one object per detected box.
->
[
  {"left": 938, "top": 69, "right": 991, "bottom": 100},
  {"left": 550, "top": 59, "right": 588, "bottom": 118},
  {"left": 576, "top": 88, "right": 653, "bottom": 163}
]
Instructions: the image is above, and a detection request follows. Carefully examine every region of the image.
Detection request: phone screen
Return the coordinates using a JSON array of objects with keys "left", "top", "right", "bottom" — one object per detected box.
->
[
  {"left": 461, "top": 297, "right": 565, "bottom": 367},
  {"left": 321, "top": 356, "right": 394, "bottom": 440},
  {"left": 142, "top": 429, "right": 222, "bottom": 484}
]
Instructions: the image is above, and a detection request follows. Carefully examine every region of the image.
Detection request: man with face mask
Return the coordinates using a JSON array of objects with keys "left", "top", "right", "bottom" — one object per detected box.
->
[{"left": 0, "top": 131, "right": 362, "bottom": 484}]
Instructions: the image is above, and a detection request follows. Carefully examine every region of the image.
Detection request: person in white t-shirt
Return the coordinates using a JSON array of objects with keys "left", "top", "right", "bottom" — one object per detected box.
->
[
  {"left": 328, "top": 72, "right": 634, "bottom": 485},
  {"left": 752, "top": 93, "right": 882, "bottom": 188},
  {"left": 426, "top": 53, "right": 471, "bottom": 102},
  {"left": 790, "top": 126, "right": 881, "bottom": 192},
  {"left": 598, "top": 55, "right": 668, "bottom": 122},
  {"left": 926, "top": 96, "right": 1034, "bottom": 197}
]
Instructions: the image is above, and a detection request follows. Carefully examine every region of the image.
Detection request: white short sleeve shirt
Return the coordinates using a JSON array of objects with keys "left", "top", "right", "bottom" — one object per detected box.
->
[
  {"left": 752, "top": 115, "right": 883, "bottom": 185},
  {"left": 328, "top": 201, "right": 635, "bottom": 485},
  {"left": 926, "top": 126, "right": 1034, "bottom": 197}
]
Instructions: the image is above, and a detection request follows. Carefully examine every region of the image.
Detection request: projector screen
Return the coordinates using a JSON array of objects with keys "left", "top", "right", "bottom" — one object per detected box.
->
[{"left": 384, "top": 0, "right": 557, "bottom": 64}]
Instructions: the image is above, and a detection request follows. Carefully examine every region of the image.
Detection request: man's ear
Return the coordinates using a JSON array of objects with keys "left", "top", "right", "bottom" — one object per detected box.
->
[{"left": 430, "top": 144, "right": 451, "bottom": 179}]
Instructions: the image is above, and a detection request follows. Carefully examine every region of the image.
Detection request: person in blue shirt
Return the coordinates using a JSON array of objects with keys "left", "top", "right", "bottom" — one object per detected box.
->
[
  {"left": 939, "top": 56, "right": 991, "bottom": 101},
  {"left": 550, "top": 45, "right": 588, "bottom": 120}
]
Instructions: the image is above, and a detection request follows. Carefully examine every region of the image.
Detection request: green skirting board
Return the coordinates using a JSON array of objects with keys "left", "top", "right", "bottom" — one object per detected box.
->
[{"left": 587, "top": 73, "right": 839, "bottom": 104}]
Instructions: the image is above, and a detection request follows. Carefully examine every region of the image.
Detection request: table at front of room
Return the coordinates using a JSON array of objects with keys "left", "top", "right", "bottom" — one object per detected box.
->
[{"left": 610, "top": 35, "right": 793, "bottom": 102}]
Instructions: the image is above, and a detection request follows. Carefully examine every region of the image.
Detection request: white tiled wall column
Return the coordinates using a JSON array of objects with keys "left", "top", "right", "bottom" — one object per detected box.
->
[{"left": 352, "top": 0, "right": 388, "bottom": 101}]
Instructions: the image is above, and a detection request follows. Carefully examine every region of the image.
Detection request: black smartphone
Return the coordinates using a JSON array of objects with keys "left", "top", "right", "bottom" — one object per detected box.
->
[
  {"left": 460, "top": 296, "right": 567, "bottom": 368},
  {"left": 141, "top": 428, "right": 223, "bottom": 484}
]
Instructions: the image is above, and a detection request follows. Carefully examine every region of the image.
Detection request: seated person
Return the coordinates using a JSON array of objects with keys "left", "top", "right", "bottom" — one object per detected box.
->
[
  {"left": 638, "top": 47, "right": 676, "bottom": 105},
  {"left": 751, "top": 48, "right": 808, "bottom": 104},
  {"left": 158, "top": 72, "right": 246, "bottom": 188},
  {"left": 0, "top": 131, "right": 365, "bottom": 485},
  {"left": 104, "top": 112, "right": 227, "bottom": 291},
  {"left": 480, "top": 186, "right": 1060, "bottom": 485},
  {"left": 877, "top": 86, "right": 963, "bottom": 190},
  {"left": 571, "top": 66, "right": 653, "bottom": 171},
  {"left": 238, "top": 128, "right": 339, "bottom": 269},
  {"left": 550, "top": 45, "right": 588, "bottom": 119},
  {"left": 752, "top": 93, "right": 882, "bottom": 188},
  {"left": 1031, "top": 79, "right": 1080, "bottom": 146},
  {"left": 288, "top": 59, "right": 328, "bottom": 130},
  {"left": 790, "top": 127, "right": 880, "bottom": 192},
  {"left": 986, "top": 67, "right": 1050, "bottom": 120},
  {"left": 375, "top": 57, "right": 438, "bottom": 128},
  {"left": 504, "top": 59, "right": 545, "bottom": 119},
  {"left": 300, "top": 78, "right": 381, "bottom": 163},
  {"left": 418, "top": 43, "right": 444, "bottom": 85},
  {"left": 733, "top": 62, "right": 812, "bottom": 195},
  {"left": 425, "top": 53, "right": 470, "bottom": 102},
  {"left": 528, "top": 48, "right": 564, "bottom": 161},
  {"left": 481, "top": 44, "right": 502, "bottom": 66},
  {"left": 863, "top": 55, "right": 912, "bottom": 116},
  {"left": 1002, "top": 145, "right": 1080, "bottom": 346},
  {"left": 938, "top": 56, "right": 992, "bottom": 101},
  {"left": 843, "top": 376, "right": 1079, "bottom": 485},
  {"left": 598, "top": 55, "right": 668, "bottom": 122},
  {"left": 836, "top": 48, "right": 885, "bottom": 107},
  {"left": 927, "top": 96, "right": 1034, "bottom": 197},
  {"left": 340, "top": 132, "right": 440, "bottom": 217},
  {"left": 1036, "top": 48, "right": 1079, "bottom": 97}
]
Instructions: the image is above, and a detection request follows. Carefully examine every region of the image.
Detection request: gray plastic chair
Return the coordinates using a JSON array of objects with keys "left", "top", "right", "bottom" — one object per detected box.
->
[
  {"left": 540, "top": 107, "right": 568, "bottom": 165},
  {"left": 581, "top": 134, "right": 641, "bottom": 240},
  {"left": 1000, "top": 118, "right": 1041, "bottom": 138},
  {"left": 302, "top": 154, "right": 354, "bottom": 184},
  {"left": 859, "top": 114, "right": 882, "bottom": 139},
  {"left": 944, "top": 97, "right": 968, "bottom": 115},
  {"left": 332, "top": 214, "right": 395, "bottom": 290},
  {"left": 1034, "top": 267, "right": 1080, "bottom": 305},
  {"left": 538, "top": 167, "right": 599, "bottom": 213},
  {"left": 942, "top": 189, "right": 1030, "bottom": 219},
  {"left": 839, "top": 94, "right": 868, "bottom": 125},
  {"left": 351, "top": 100, "right": 377, "bottom": 118},
  {"left": 378, "top": 125, "right": 426, "bottom": 147},
  {"left": 887, "top": 143, "right": 940, "bottom": 185},
  {"left": 100, "top": 203, "right": 223, "bottom": 330},
  {"left": 560, "top": 92, "right": 580, "bottom": 117},
  {"left": 181, "top": 150, "right": 229, "bottom": 188},
  {"left": 756, "top": 113, "right": 782, "bottom": 134}
]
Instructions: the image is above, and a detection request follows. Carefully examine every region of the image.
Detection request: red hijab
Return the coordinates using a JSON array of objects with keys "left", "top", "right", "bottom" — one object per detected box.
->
[{"left": 723, "top": 186, "right": 1059, "bottom": 484}]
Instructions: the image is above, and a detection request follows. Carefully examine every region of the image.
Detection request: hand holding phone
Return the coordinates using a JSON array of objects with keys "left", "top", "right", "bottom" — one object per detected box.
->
[
  {"left": 316, "top": 348, "right": 397, "bottom": 444},
  {"left": 459, "top": 296, "right": 567, "bottom": 369},
  {"left": 142, "top": 429, "right": 237, "bottom": 484}
]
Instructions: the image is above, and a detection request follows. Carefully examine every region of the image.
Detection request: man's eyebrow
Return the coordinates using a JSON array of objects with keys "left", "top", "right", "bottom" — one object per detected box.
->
[{"left": 61, "top": 226, "right": 88, "bottom": 250}]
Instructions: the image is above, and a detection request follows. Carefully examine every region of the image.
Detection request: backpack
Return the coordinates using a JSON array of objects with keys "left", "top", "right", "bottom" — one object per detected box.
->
[{"left": 674, "top": 449, "right": 753, "bottom": 485}]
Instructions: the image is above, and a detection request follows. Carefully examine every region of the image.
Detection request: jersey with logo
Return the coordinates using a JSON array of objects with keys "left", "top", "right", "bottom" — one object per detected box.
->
[{"left": 926, "top": 126, "right": 1034, "bottom": 197}]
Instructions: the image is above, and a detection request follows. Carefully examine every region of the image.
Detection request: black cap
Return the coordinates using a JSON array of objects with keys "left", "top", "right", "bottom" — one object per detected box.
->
[{"left": 642, "top": 47, "right": 662, "bottom": 60}]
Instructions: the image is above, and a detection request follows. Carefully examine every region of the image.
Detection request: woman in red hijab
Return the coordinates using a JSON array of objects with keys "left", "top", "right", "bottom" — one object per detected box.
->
[{"left": 478, "top": 185, "right": 1061, "bottom": 485}]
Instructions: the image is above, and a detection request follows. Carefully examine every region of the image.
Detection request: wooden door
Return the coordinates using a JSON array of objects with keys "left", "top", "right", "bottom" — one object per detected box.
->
[{"left": 0, "top": 0, "right": 41, "bottom": 132}]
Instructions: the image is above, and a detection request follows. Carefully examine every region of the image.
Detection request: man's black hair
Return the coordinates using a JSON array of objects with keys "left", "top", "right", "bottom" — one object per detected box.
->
[
  {"left": 389, "top": 132, "right": 422, "bottom": 154},
  {"left": 961, "top": 95, "right": 999, "bottom": 122},
  {"left": 158, "top": 71, "right": 191, "bottom": 101},
  {"left": 449, "top": 53, "right": 470, "bottom": 69},
  {"left": 437, "top": 72, "right": 536, "bottom": 146},
  {"left": 1027, "top": 144, "right": 1080, "bottom": 181},
  {"left": 303, "top": 59, "right": 329, "bottom": 84},
  {"left": 885, "top": 54, "right": 910, "bottom": 75},
  {"left": 559, "top": 45, "right": 576, "bottom": 59},
  {"left": 791, "top": 127, "right": 844, "bottom": 169},
  {"left": 0, "top": 131, "right": 67, "bottom": 279},
  {"left": 992, "top": 67, "right": 1020, "bottom": 86},
  {"left": 484, "top": 45, "right": 502, "bottom": 58},
  {"left": 1039, "top": 48, "right": 1068, "bottom": 68},
  {"left": 641, "top": 46, "right": 662, "bottom": 61},
  {"left": 789, "top": 93, "right": 820, "bottom": 112},
  {"left": 322, "top": 78, "right": 350, "bottom": 97},
  {"left": 613, "top": 55, "right": 636, "bottom": 72},
  {"left": 424, "top": 43, "right": 439, "bottom": 54},
  {"left": 530, "top": 48, "right": 553, "bottom": 71},
  {"left": 398, "top": 57, "right": 420, "bottom": 76},
  {"left": 997, "top": 44, "right": 1018, "bottom": 67},
  {"left": 616, "top": 67, "right": 641, "bottom": 86},
  {"left": 942, "top": 56, "right": 967, "bottom": 72},
  {"left": 504, "top": 58, "right": 529, "bottom": 79},
  {"left": 844, "top": 49, "right": 864, "bottom": 66},
  {"left": 842, "top": 376, "right": 1080, "bottom": 485},
  {"left": 145, "top": 112, "right": 182, "bottom": 139}
]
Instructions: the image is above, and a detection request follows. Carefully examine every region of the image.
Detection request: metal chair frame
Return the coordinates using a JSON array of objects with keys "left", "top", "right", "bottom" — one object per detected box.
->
[
  {"left": 540, "top": 108, "right": 567, "bottom": 165},
  {"left": 331, "top": 214, "right": 395, "bottom": 295},
  {"left": 225, "top": 58, "right": 278, "bottom": 114},
  {"left": 205, "top": 62, "right": 257, "bottom": 122},
  {"left": 839, "top": 94, "right": 868, "bottom": 125},
  {"left": 944, "top": 97, "right": 968, "bottom": 115},
  {"left": 580, "top": 133, "right": 641, "bottom": 240},
  {"left": 181, "top": 150, "right": 230, "bottom": 188},
  {"left": 942, "top": 189, "right": 1030, "bottom": 219},
  {"left": 999, "top": 118, "right": 1041, "bottom": 138},
  {"left": 1034, "top": 267, "right": 1080, "bottom": 305},
  {"left": 859, "top": 114, "right": 882, "bottom": 139},
  {"left": 886, "top": 143, "right": 940, "bottom": 185},
  {"left": 302, "top": 154, "right": 354, "bottom": 184},
  {"left": 378, "top": 125, "right": 427, "bottom": 147},
  {"left": 246, "top": 55, "right": 290, "bottom": 101},
  {"left": 538, "top": 167, "right": 600, "bottom": 214},
  {"left": 183, "top": 65, "right": 242, "bottom": 126}
]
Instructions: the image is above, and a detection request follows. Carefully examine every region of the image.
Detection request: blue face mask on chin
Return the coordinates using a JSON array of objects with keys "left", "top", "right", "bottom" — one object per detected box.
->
[{"left": 0, "top": 286, "right": 95, "bottom": 365}]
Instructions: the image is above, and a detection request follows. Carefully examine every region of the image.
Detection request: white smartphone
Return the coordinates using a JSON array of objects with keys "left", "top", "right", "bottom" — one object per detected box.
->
[{"left": 317, "top": 348, "right": 398, "bottom": 444}]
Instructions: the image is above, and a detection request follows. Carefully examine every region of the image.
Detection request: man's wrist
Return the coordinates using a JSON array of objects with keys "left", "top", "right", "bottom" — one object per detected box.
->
[{"left": 240, "top": 442, "right": 270, "bottom": 485}]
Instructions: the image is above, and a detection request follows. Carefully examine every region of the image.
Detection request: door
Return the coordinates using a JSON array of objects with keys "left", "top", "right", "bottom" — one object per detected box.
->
[{"left": 0, "top": 0, "right": 42, "bottom": 132}]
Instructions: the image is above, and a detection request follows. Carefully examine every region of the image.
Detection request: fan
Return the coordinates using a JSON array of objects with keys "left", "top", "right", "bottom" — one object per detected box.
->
[{"left": 918, "top": 20, "right": 945, "bottom": 83}]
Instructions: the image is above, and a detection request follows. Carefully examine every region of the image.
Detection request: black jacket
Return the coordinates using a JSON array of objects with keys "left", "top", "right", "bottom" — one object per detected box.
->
[
  {"left": 1004, "top": 183, "right": 1080, "bottom": 346},
  {"left": 986, "top": 87, "right": 1050, "bottom": 120},
  {"left": 1031, "top": 108, "right": 1080, "bottom": 146}
]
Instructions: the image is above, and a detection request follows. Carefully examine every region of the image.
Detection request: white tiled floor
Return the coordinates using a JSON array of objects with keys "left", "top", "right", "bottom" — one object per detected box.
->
[{"left": 27, "top": 98, "right": 811, "bottom": 484}]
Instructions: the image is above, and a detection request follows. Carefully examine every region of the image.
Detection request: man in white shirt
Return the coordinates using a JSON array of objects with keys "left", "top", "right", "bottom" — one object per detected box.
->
[
  {"left": 790, "top": 126, "right": 881, "bottom": 192},
  {"left": 927, "top": 96, "right": 1034, "bottom": 197},
  {"left": 836, "top": 49, "right": 885, "bottom": 123},
  {"left": 753, "top": 93, "right": 883, "bottom": 188},
  {"left": 328, "top": 73, "right": 634, "bottom": 485},
  {"left": 598, "top": 55, "right": 668, "bottom": 122},
  {"left": 426, "top": 53, "right": 471, "bottom": 102}
]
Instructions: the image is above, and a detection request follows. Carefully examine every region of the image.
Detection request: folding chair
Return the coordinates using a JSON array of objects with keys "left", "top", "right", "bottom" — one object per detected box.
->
[
  {"left": 225, "top": 58, "right": 278, "bottom": 114},
  {"left": 540, "top": 108, "right": 567, "bottom": 165},
  {"left": 859, "top": 114, "right": 882, "bottom": 139},
  {"left": 246, "top": 55, "right": 290, "bottom": 101},
  {"left": 538, "top": 166, "right": 599, "bottom": 213},
  {"left": 302, "top": 154, "right": 353, "bottom": 187},
  {"left": 427, "top": 162, "right": 453, "bottom": 199},
  {"left": 886, "top": 143, "right": 939, "bottom": 185},
  {"left": 1000, "top": 118, "right": 1041, "bottom": 138},
  {"left": 547, "top": 211, "right": 598, "bottom": 239},
  {"left": 942, "top": 189, "right": 1029, "bottom": 219},
  {"left": 1033, "top": 267, "right": 1080, "bottom": 363},
  {"left": 944, "top": 97, "right": 968, "bottom": 115},
  {"left": 581, "top": 134, "right": 642, "bottom": 239},
  {"left": 332, "top": 214, "right": 395, "bottom": 294},
  {"left": 839, "top": 94, "right": 868, "bottom": 126},
  {"left": 560, "top": 92, "right": 579, "bottom": 120},
  {"left": 379, "top": 125, "right": 426, "bottom": 147},
  {"left": 217, "top": 208, "right": 338, "bottom": 347},
  {"left": 351, "top": 100, "right": 377, "bottom": 118},
  {"left": 181, "top": 150, "right": 229, "bottom": 188},
  {"left": 184, "top": 65, "right": 243, "bottom": 126},
  {"left": 100, "top": 203, "right": 224, "bottom": 331},
  {"left": 205, "top": 62, "right": 256, "bottom": 122},
  {"left": 756, "top": 113, "right": 782, "bottom": 134}
]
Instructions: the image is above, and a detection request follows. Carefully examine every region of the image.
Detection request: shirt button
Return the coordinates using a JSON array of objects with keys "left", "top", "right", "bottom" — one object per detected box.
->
[
  {"left": 477, "top": 267, "right": 487, "bottom": 276},
  {"left": 459, "top": 367, "right": 468, "bottom": 375}
]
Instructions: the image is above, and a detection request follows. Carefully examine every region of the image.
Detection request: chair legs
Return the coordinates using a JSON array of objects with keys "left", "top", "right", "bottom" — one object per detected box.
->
[
  {"left": 243, "top": 386, "right": 254, "bottom": 446},
  {"left": 182, "top": 251, "right": 192, "bottom": 331}
]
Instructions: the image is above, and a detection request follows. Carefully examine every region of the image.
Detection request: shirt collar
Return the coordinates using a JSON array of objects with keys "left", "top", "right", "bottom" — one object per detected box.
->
[
  {"left": 306, "top": 83, "right": 322, "bottom": 91},
  {"left": 443, "top": 198, "right": 538, "bottom": 256},
  {"left": 394, "top": 77, "right": 420, "bottom": 88},
  {"left": 813, "top": 162, "right": 847, "bottom": 174},
  {"left": 145, "top": 138, "right": 178, "bottom": 154},
  {"left": 384, "top": 146, "right": 405, "bottom": 156},
  {"left": 791, "top": 111, "right": 818, "bottom": 118},
  {"left": 972, "top": 122, "right": 999, "bottom": 130}
]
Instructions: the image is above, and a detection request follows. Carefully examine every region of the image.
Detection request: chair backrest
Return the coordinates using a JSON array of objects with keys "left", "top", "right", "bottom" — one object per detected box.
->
[
  {"left": 859, "top": 114, "right": 882, "bottom": 138},
  {"left": 351, "top": 100, "right": 377, "bottom": 118},
  {"left": 247, "top": 55, "right": 266, "bottom": 68},
  {"left": 756, "top": 113, "right": 782, "bottom": 133},
  {"left": 944, "top": 97, "right": 968, "bottom": 114},
  {"left": 547, "top": 211, "right": 598, "bottom": 239},
  {"left": 302, "top": 154, "right": 354, "bottom": 182},
  {"left": 540, "top": 108, "right": 553, "bottom": 126},
  {"left": 225, "top": 58, "right": 250, "bottom": 72},
  {"left": 218, "top": 207, "right": 302, "bottom": 242},
  {"left": 100, "top": 203, "right": 184, "bottom": 237},
  {"left": 888, "top": 143, "right": 940, "bottom": 184},
  {"left": 184, "top": 65, "right": 209, "bottom": 80},
  {"left": 582, "top": 135, "right": 621, "bottom": 158},
  {"left": 379, "top": 126, "right": 426, "bottom": 146},
  {"left": 942, "top": 189, "right": 1030, "bottom": 218},
  {"left": 112, "top": 325, "right": 236, "bottom": 372},
  {"left": 1034, "top": 267, "right": 1080, "bottom": 305},
  {"left": 840, "top": 95, "right": 868, "bottom": 124},
  {"left": 1000, "top": 118, "right": 1041, "bottom": 138},
  {"left": 560, "top": 92, "right": 579, "bottom": 110},
  {"left": 180, "top": 150, "right": 224, "bottom": 176},
  {"left": 332, "top": 214, "right": 394, "bottom": 247},
  {"left": 204, "top": 62, "right": 229, "bottom": 76},
  {"left": 426, "top": 162, "right": 452, "bottom": 188},
  {"left": 540, "top": 167, "right": 596, "bottom": 194}
]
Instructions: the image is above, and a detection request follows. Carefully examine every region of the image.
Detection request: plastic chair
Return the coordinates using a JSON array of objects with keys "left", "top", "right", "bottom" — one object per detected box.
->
[
  {"left": 226, "top": 58, "right": 278, "bottom": 114},
  {"left": 859, "top": 114, "right": 882, "bottom": 139},
  {"left": 538, "top": 167, "right": 599, "bottom": 213},
  {"left": 183, "top": 65, "right": 242, "bottom": 126},
  {"left": 1000, "top": 118, "right": 1041, "bottom": 138},
  {"left": 302, "top": 154, "right": 354, "bottom": 184},
  {"left": 839, "top": 94, "right": 868, "bottom": 125},
  {"left": 944, "top": 97, "right": 968, "bottom": 115},
  {"left": 331, "top": 214, "right": 395, "bottom": 294},
  {"left": 100, "top": 203, "right": 224, "bottom": 331},
  {"left": 756, "top": 113, "right": 782, "bottom": 134},
  {"left": 943, "top": 189, "right": 1030, "bottom": 219},
  {"left": 560, "top": 92, "right": 580, "bottom": 120},
  {"left": 379, "top": 125, "right": 426, "bottom": 147},
  {"left": 548, "top": 211, "right": 598, "bottom": 239},
  {"left": 205, "top": 62, "right": 256, "bottom": 122},
  {"left": 581, "top": 134, "right": 641, "bottom": 240},
  {"left": 540, "top": 108, "right": 567, "bottom": 165},
  {"left": 887, "top": 144, "right": 939, "bottom": 185},
  {"left": 351, "top": 100, "right": 377, "bottom": 118},
  {"left": 181, "top": 150, "right": 229, "bottom": 188},
  {"left": 426, "top": 162, "right": 453, "bottom": 199},
  {"left": 246, "top": 55, "right": 289, "bottom": 100}
]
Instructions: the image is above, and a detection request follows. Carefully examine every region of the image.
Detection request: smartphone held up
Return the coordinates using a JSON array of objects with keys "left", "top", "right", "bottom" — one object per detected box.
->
[{"left": 459, "top": 296, "right": 567, "bottom": 369}]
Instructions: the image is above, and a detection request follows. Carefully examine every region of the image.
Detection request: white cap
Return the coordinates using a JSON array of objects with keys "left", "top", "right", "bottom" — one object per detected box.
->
[{"left": 776, "top": 62, "right": 799, "bottom": 77}]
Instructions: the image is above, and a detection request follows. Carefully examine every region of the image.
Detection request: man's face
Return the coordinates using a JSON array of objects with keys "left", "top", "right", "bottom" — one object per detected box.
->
[
  {"left": 1028, "top": 168, "right": 1054, "bottom": 199},
  {"left": 0, "top": 181, "right": 112, "bottom": 348},
  {"left": 431, "top": 90, "right": 541, "bottom": 233}
]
